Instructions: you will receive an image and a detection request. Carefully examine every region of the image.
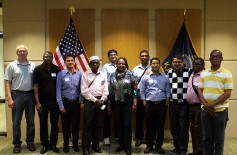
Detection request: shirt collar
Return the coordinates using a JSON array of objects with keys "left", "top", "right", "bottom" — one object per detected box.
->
[
  {"left": 108, "top": 61, "right": 116, "bottom": 67},
  {"left": 207, "top": 66, "right": 223, "bottom": 73},
  {"left": 17, "top": 59, "right": 30, "bottom": 65},
  {"left": 193, "top": 70, "right": 203, "bottom": 76},
  {"left": 150, "top": 71, "right": 162, "bottom": 76},
  {"left": 138, "top": 63, "right": 150, "bottom": 70},
  {"left": 88, "top": 69, "right": 101, "bottom": 75},
  {"left": 65, "top": 69, "right": 76, "bottom": 74}
]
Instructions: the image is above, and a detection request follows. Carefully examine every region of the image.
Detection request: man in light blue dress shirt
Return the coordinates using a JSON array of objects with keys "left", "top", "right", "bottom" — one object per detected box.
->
[
  {"left": 102, "top": 49, "right": 118, "bottom": 146},
  {"left": 140, "top": 57, "right": 170, "bottom": 154},
  {"left": 132, "top": 50, "right": 150, "bottom": 147},
  {"left": 56, "top": 55, "right": 82, "bottom": 153}
]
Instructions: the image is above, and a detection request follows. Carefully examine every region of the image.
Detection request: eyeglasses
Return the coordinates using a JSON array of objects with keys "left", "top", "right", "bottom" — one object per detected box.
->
[
  {"left": 109, "top": 54, "right": 117, "bottom": 57},
  {"left": 172, "top": 61, "right": 182, "bottom": 64},
  {"left": 210, "top": 55, "right": 222, "bottom": 59}
]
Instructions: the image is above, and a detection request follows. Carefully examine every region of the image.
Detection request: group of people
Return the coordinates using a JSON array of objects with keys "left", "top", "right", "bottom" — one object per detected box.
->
[{"left": 4, "top": 45, "right": 233, "bottom": 155}]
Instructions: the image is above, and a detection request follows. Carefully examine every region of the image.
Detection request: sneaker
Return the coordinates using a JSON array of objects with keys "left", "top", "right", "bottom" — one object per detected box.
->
[
  {"left": 104, "top": 138, "right": 110, "bottom": 146},
  {"left": 169, "top": 148, "right": 180, "bottom": 154}
]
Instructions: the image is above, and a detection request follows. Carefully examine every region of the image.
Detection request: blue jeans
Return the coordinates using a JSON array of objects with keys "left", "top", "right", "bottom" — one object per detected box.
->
[
  {"left": 169, "top": 104, "right": 189, "bottom": 152},
  {"left": 12, "top": 91, "right": 35, "bottom": 145},
  {"left": 201, "top": 109, "right": 228, "bottom": 155}
]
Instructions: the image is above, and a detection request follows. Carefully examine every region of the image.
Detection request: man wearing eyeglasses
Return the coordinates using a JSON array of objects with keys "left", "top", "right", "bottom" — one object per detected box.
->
[
  {"left": 168, "top": 55, "right": 192, "bottom": 155},
  {"left": 5, "top": 45, "right": 36, "bottom": 154},
  {"left": 198, "top": 50, "right": 233, "bottom": 155}
]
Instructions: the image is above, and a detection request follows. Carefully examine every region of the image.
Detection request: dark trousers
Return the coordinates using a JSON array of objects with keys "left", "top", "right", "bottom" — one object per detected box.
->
[
  {"left": 189, "top": 104, "right": 203, "bottom": 155},
  {"left": 82, "top": 100, "right": 104, "bottom": 150},
  {"left": 135, "top": 99, "right": 145, "bottom": 140},
  {"left": 145, "top": 100, "right": 167, "bottom": 147},
  {"left": 60, "top": 99, "right": 80, "bottom": 146},
  {"left": 169, "top": 103, "right": 189, "bottom": 152},
  {"left": 38, "top": 101, "right": 59, "bottom": 147},
  {"left": 103, "top": 101, "right": 117, "bottom": 139},
  {"left": 114, "top": 101, "right": 132, "bottom": 150},
  {"left": 201, "top": 109, "right": 228, "bottom": 155}
]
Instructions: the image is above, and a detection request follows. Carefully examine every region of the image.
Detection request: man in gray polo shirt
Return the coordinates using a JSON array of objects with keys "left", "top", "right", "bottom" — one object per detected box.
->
[{"left": 5, "top": 45, "right": 36, "bottom": 154}]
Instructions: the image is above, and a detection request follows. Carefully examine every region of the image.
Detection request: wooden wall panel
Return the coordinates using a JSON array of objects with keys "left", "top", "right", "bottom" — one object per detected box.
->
[
  {"left": 48, "top": 9, "right": 95, "bottom": 58},
  {"left": 102, "top": 9, "right": 149, "bottom": 69},
  {"left": 156, "top": 9, "right": 201, "bottom": 130},
  {"left": 156, "top": 9, "right": 201, "bottom": 63}
]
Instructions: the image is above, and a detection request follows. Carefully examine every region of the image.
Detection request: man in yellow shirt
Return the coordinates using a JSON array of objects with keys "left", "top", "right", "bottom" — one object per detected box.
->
[{"left": 198, "top": 49, "right": 233, "bottom": 155}]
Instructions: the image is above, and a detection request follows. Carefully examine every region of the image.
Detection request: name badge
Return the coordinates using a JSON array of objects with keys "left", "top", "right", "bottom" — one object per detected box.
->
[
  {"left": 51, "top": 73, "right": 56, "bottom": 77},
  {"left": 194, "top": 81, "right": 198, "bottom": 86},
  {"left": 124, "top": 79, "right": 130, "bottom": 83},
  {"left": 65, "top": 78, "right": 70, "bottom": 81}
]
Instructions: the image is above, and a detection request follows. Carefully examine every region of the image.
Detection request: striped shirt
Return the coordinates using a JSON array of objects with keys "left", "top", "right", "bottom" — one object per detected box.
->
[{"left": 198, "top": 67, "right": 233, "bottom": 112}]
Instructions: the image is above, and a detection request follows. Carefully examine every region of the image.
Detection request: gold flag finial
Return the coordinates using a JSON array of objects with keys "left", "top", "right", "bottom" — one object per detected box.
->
[
  {"left": 183, "top": 9, "right": 186, "bottom": 22},
  {"left": 69, "top": 6, "right": 75, "bottom": 16}
]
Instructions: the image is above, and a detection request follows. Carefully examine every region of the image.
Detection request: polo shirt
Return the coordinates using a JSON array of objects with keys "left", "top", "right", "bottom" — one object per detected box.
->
[
  {"left": 33, "top": 63, "right": 61, "bottom": 103},
  {"left": 198, "top": 67, "right": 233, "bottom": 112}
]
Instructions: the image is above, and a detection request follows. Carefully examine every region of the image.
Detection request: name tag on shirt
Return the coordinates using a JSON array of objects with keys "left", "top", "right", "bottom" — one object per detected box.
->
[
  {"left": 194, "top": 81, "right": 198, "bottom": 86},
  {"left": 65, "top": 78, "right": 70, "bottom": 81},
  {"left": 51, "top": 73, "right": 56, "bottom": 77},
  {"left": 124, "top": 79, "right": 129, "bottom": 83}
]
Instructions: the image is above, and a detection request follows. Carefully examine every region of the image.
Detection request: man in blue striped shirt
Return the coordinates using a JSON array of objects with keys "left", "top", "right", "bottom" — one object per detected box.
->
[{"left": 140, "top": 57, "right": 170, "bottom": 154}]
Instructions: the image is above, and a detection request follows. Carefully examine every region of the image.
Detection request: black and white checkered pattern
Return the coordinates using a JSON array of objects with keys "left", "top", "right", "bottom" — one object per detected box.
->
[{"left": 168, "top": 68, "right": 192, "bottom": 103}]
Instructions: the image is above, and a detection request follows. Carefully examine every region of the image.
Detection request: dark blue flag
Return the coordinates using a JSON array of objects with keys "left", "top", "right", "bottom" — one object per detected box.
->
[{"left": 161, "top": 22, "right": 198, "bottom": 74}]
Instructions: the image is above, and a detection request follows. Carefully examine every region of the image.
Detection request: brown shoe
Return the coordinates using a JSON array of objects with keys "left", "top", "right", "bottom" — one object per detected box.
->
[
  {"left": 27, "top": 143, "right": 36, "bottom": 151},
  {"left": 13, "top": 144, "right": 21, "bottom": 154}
]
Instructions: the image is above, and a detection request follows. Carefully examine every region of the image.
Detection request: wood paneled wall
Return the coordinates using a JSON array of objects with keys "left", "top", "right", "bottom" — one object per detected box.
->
[
  {"left": 48, "top": 9, "right": 95, "bottom": 58},
  {"left": 156, "top": 9, "right": 201, "bottom": 62},
  {"left": 102, "top": 9, "right": 149, "bottom": 69}
]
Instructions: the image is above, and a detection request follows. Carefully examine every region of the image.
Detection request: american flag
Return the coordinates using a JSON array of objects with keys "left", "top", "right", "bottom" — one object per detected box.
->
[{"left": 53, "top": 18, "right": 90, "bottom": 72}]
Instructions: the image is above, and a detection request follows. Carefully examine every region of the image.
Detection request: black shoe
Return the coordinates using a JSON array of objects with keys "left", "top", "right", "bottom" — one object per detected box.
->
[
  {"left": 135, "top": 139, "right": 142, "bottom": 147},
  {"left": 73, "top": 145, "right": 80, "bottom": 152},
  {"left": 144, "top": 146, "right": 153, "bottom": 154},
  {"left": 50, "top": 146, "right": 60, "bottom": 153},
  {"left": 115, "top": 145, "right": 125, "bottom": 152},
  {"left": 27, "top": 143, "right": 36, "bottom": 151},
  {"left": 83, "top": 149, "right": 90, "bottom": 155},
  {"left": 169, "top": 148, "right": 180, "bottom": 154},
  {"left": 188, "top": 153, "right": 194, "bottom": 155},
  {"left": 155, "top": 146, "right": 165, "bottom": 154},
  {"left": 92, "top": 145, "right": 102, "bottom": 153},
  {"left": 40, "top": 146, "right": 48, "bottom": 154},
  {"left": 180, "top": 151, "right": 187, "bottom": 155},
  {"left": 13, "top": 144, "right": 21, "bottom": 154},
  {"left": 63, "top": 146, "right": 69, "bottom": 153},
  {"left": 125, "top": 149, "right": 132, "bottom": 155}
]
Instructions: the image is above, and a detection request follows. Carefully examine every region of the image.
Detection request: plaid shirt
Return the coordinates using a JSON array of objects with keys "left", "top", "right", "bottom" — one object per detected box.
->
[{"left": 168, "top": 68, "right": 192, "bottom": 104}]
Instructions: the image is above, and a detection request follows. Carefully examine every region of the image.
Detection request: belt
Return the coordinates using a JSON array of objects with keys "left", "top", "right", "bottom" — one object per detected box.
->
[
  {"left": 147, "top": 100, "right": 166, "bottom": 104},
  {"left": 62, "top": 97, "right": 79, "bottom": 103},
  {"left": 190, "top": 103, "right": 201, "bottom": 107},
  {"left": 12, "top": 90, "right": 33, "bottom": 94}
]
